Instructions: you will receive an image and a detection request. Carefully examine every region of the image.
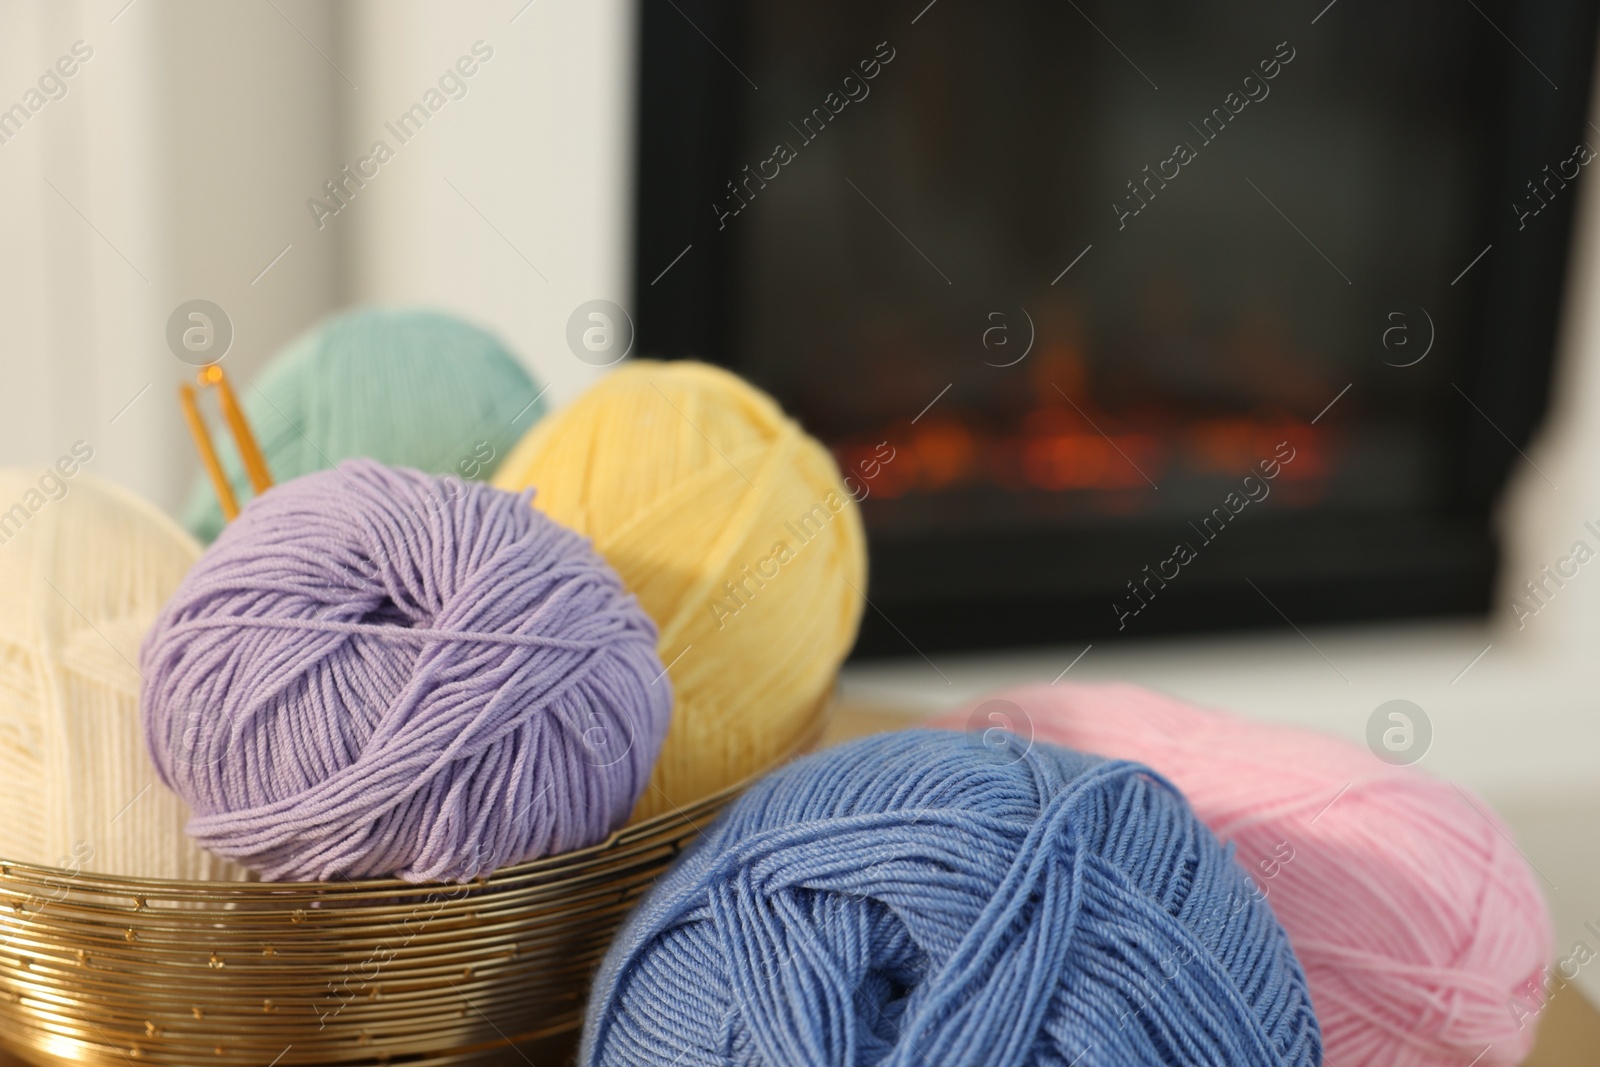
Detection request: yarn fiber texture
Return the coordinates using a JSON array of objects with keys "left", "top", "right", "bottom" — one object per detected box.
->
[
  {"left": 183, "top": 306, "right": 546, "bottom": 544},
  {"left": 937, "top": 684, "right": 1552, "bottom": 1067},
  {"left": 142, "top": 460, "right": 670, "bottom": 882},
  {"left": 494, "top": 360, "right": 866, "bottom": 819},
  {"left": 0, "top": 470, "right": 244, "bottom": 881},
  {"left": 582, "top": 729, "right": 1323, "bottom": 1067}
]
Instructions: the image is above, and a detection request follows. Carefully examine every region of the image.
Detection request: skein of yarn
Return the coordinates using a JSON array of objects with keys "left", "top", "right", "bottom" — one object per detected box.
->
[
  {"left": 936, "top": 684, "right": 1553, "bottom": 1067},
  {"left": 493, "top": 360, "right": 866, "bottom": 818},
  {"left": 143, "top": 460, "right": 671, "bottom": 882},
  {"left": 582, "top": 729, "right": 1323, "bottom": 1067},
  {"left": 182, "top": 306, "right": 546, "bottom": 544},
  {"left": 0, "top": 468, "right": 244, "bottom": 881}
]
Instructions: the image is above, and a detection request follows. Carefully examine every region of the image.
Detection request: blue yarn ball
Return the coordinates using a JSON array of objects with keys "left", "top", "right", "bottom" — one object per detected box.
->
[
  {"left": 582, "top": 730, "right": 1322, "bottom": 1067},
  {"left": 182, "top": 306, "right": 546, "bottom": 543}
]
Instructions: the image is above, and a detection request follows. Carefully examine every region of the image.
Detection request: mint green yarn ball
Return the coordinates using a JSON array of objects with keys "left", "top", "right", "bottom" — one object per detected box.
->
[{"left": 182, "top": 307, "right": 546, "bottom": 544}]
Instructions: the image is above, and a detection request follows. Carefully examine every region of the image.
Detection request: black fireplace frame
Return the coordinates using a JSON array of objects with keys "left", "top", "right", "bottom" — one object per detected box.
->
[{"left": 632, "top": 0, "right": 1600, "bottom": 657}]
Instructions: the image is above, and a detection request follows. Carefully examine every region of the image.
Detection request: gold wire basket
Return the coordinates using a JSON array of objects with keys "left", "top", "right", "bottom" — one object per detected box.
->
[
  {"left": 0, "top": 701, "right": 833, "bottom": 1067},
  {"left": 0, "top": 781, "right": 730, "bottom": 1066},
  {"left": 0, "top": 367, "right": 836, "bottom": 1065}
]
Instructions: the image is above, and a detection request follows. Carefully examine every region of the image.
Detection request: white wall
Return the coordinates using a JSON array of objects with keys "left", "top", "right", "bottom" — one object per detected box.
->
[
  {"left": 0, "top": 0, "right": 345, "bottom": 512},
  {"left": 0, "top": 1, "right": 165, "bottom": 503},
  {"left": 1498, "top": 68, "right": 1600, "bottom": 661},
  {"left": 342, "top": 0, "right": 633, "bottom": 411},
  {"left": 0, "top": 0, "right": 633, "bottom": 512}
]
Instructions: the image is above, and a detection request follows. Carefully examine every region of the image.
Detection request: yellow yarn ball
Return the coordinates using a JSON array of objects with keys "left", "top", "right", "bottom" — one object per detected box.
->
[
  {"left": 493, "top": 361, "right": 866, "bottom": 817},
  {"left": 0, "top": 468, "right": 245, "bottom": 880}
]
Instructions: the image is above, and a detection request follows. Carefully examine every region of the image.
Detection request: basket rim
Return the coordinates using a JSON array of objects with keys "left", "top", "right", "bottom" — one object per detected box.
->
[
  {"left": 0, "top": 771, "right": 730, "bottom": 897},
  {"left": 0, "top": 687, "right": 836, "bottom": 896}
]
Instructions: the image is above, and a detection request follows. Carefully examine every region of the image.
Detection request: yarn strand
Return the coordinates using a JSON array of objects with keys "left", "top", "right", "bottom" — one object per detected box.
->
[
  {"left": 934, "top": 683, "right": 1553, "bottom": 1067},
  {"left": 143, "top": 460, "right": 671, "bottom": 882},
  {"left": 582, "top": 730, "right": 1322, "bottom": 1066}
]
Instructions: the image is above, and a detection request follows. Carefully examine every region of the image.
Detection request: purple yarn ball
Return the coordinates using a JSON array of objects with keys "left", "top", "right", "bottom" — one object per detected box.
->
[{"left": 140, "top": 459, "right": 671, "bottom": 883}]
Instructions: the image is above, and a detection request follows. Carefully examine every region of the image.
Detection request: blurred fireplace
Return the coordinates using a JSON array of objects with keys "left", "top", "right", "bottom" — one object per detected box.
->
[{"left": 634, "top": 0, "right": 1600, "bottom": 656}]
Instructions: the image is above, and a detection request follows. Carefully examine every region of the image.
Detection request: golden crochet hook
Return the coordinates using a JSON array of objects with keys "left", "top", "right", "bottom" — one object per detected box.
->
[{"left": 178, "top": 364, "right": 273, "bottom": 522}]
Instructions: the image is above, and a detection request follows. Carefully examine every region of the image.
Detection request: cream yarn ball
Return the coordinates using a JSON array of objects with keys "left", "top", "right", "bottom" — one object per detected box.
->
[{"left": 0, "top": 467, "right": 243, "bottom": 880}]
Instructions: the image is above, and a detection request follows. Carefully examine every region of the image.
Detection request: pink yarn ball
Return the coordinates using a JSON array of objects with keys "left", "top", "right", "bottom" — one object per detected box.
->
[{"left": 934, "top": 683, "right": 1552, "bottom": 1067}]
